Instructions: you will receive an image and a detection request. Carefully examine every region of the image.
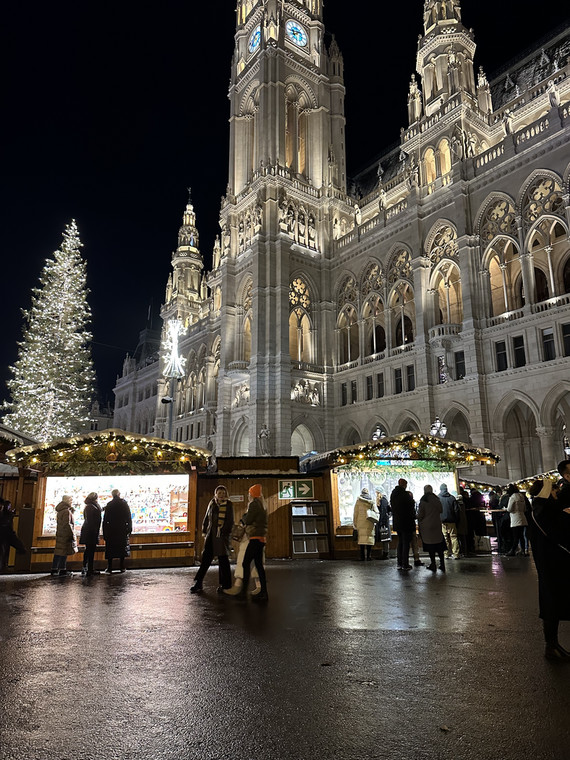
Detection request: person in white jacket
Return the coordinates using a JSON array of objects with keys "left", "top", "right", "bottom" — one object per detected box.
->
[
  {"left": 506, "top": 484, "right": 529, "bottom": 556},
  {"left": 353, "top": 488, "right": 379, "bottom": 560}
]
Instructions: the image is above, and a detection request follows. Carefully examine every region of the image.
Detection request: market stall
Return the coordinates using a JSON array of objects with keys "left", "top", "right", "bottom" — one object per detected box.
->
[
  {"left": 6, "top": 429, "right": 209, "bottom": 571},
  {"left": 303, "top": 433, "right": 500, "bottom": 558}
]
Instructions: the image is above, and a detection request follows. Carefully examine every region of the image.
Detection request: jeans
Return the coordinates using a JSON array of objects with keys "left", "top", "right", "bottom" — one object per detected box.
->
[
  {"left": 396, "top": 532, "right": 412, "bottom": 567},
  {"left": 442, "top": 522, "right": 460, "bottom": 557},
  {"left": 241, "top": 539, "right": 267, "bottom": 592}
]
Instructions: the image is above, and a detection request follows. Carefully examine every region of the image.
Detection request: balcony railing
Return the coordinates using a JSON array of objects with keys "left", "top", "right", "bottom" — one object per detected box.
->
[{"left": 428, "top": 323, "right": 462, "bottom": 341}]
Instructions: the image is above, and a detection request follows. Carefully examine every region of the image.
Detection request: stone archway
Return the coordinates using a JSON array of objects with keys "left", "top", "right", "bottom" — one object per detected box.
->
[
  {"left": 233, "top": 420, "right": 250, "bottom": 456},
  {"left": 503, "top": 401, "right": 542, "bottom": 480},
  {"left": 443, "top": 408, "right": 471, "bottom": 444},
  {"left": 291, "top": 424, "right": 316, "bottom": 457}
]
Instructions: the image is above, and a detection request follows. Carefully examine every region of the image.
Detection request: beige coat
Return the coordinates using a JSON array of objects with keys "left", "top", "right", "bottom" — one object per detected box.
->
[
  {"left": 54, "top": 502, "right": 77, "bottom": 556},
  {"left": 353, "top": 496, "right": 379, "bottom": 546}
]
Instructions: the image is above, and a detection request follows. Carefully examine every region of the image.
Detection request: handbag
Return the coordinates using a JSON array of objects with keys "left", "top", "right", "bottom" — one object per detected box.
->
[
  {"left": 231, "top": 523, "right": 246, "bottom": 541},
  {"left": 366, "top": 509, "right": 379, "bottom": 524}
]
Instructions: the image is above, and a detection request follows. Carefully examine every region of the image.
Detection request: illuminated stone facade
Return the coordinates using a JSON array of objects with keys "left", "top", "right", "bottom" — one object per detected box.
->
[{"left": 114, "top": 1, "right": 570, "bottom": 480}]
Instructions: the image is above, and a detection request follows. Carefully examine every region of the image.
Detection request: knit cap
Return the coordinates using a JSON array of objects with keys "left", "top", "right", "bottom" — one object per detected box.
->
[{"left": 249, "top": 484, "right": 262, "bottom": 499}]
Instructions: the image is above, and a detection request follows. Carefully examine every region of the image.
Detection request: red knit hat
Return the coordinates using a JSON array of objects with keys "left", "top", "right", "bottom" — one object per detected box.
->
[{"left": 248, "top": 484, "right": 262, "bottom": 499}]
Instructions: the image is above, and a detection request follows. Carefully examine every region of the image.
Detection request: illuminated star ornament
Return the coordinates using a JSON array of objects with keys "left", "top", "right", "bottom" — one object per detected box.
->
[{"left": 162, "top": 319, "right": 186, "bottom": 379}]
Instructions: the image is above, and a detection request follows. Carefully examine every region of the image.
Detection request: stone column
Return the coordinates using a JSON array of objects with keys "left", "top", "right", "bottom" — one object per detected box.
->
[{"left": 536, "top": 426, "right": 559, "bottom": 473}]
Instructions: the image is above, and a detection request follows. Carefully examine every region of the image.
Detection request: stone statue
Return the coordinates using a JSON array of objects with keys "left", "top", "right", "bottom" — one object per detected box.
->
[
  {"left": 548, "top": 80, "right": 561, "bottom": 108},
  {"left": 502, "top": 109, "right": 514, "bottom": 136},
  {"left": 378, "top": 187, "right": 387, "bottom": 211},
  {"left": 258, "top": 424, "right": 270, "bottom": 455},
  {"left": 354, "top": 205, "right": 362, "bottom": 225}
]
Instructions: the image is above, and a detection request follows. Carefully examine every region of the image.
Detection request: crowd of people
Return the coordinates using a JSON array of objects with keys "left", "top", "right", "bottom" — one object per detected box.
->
[{"left": 3, "top": 466, "right": 570, "bottom": 658}]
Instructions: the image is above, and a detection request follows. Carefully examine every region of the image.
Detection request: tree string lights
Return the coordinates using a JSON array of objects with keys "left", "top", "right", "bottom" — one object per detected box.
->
[
  {"left": 6, "top": 429, "right": 210, "bottom": 476},
  {"left": 2, "top": 221, "right": 95, "bottom": 441}
]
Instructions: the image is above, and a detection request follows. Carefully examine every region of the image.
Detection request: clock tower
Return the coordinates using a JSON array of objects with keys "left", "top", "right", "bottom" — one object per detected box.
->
[{"left": 208, "top": 0, "right": 351, "bottom": 456}]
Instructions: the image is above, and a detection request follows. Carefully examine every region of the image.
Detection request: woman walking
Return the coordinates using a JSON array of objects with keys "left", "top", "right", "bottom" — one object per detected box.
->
[
  {"left": 190, "top": 485, "right": 234, "bottom": 594},
  {"left": 418, "top": 485, "right": 446, "bottom": 572},
  {"left": 80, "top": 492, "right": 102, "bottom": 576}
]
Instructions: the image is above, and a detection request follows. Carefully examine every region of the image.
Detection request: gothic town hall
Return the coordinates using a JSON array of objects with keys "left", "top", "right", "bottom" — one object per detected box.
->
[{"left": 113, "top": 0, "right": 570, "bottom": 481}]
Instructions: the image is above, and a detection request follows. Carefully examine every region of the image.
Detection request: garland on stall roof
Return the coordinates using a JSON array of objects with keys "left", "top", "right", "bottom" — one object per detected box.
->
[
  {"left": 5, "top": 429, "right": 209, "bottom": 476},
  {"left": 319, "top": 432, "right": 499, "bottom": 470}
]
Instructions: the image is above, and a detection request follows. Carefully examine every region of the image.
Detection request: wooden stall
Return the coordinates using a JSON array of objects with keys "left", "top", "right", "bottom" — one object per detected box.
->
[
  {"left": 5, "top": 429, "right": 209, "bottom": 572},
  {"left": 303, "top": 433, "right": 500, "bottom": 559},
  {"left": 197, "top": 457, "right": 333, "bottom": 559}
]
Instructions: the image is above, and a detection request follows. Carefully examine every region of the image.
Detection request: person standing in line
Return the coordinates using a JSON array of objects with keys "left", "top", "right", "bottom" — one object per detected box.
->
[
  {"left": 456, "top": 487, "right": 469, "bottom": 557},
  {"left": 505, "top": 484, "right": 528, "bottom": 556},
  {"left": 408, "top": 490, "right": 425, "bottom": 567},
  {"left": 191, "top": 485, "right": 234, "bottom": 594},
  {"left": 439, "top": 483, "right": 460, "bottom": 560},
  {"left": 528, "top": 478, "right": 570, "bottom": 660},
  {"left": 103, "top": 489, "right": 132, "bottom": 574},
  {"left": 417, "top": 485, "right": 446, "bottom": 572},
  {"left": 374, "top": 490, "right": 391, "bottom": 559},
  {"left": 80, "top": 492, "right": 102, "bottom": 576},
  {"left": 389, "top": 478, "right": 416, "bottom": 571},
  {"left": 0, "top": 499, "right": 25, "bottom": 572},
  {"left": 225, "top": 484, "right": 268, "bottom": 602},
  {"left": 50, "top": 494, "right": 77, "bottom": 577},
  {"left": 352, "top": 488, "right": 378, "bottom": 560}
]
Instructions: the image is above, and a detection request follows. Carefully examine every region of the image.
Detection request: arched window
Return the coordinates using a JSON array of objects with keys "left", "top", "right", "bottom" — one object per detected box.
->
[
  {"left": 289, "top": 277, "right": 312, "bottom": 363},
  {"left": 363, "top": 296, "right": 386, "bottom": 356},
  {"left": 391, "top": 283, "right": 415, "bottom": 345},
  {"left": 486, "top": 239, "right": 521, "bottom": 316},
  {"left": 243, "top": 316, "right": 252, "bottom": 362},
  {"left": 285, "top": 86, "right": 311, "bottom": 177},
  {"left": 433, "top": 262, "right": 462, "bottom": 325},
  {"left": 439, "top": 138, "right": 451, "bottom": 176},
  {"left": 338, "top": 307, "right": 359, "bottom": 364},
  {"left": 424, "top": 147, "right": 437, "bottom": 186}
]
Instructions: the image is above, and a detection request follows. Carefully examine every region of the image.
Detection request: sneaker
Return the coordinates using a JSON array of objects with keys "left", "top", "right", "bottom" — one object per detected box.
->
[
  {"left": 251, "top": 586, "right": 262, "bottom": 596},
  {"left": 414, "top": 560, "right": 424, "bottom": 567},
  {"left": 190, "top": 584, "right": 203, "bottom": 594},
  {"left": 452, "top": 555, "right": 461, "bottom": 560},
  {"left": 58, "top": 571, "right": 73, "bottom": 577},
  {"left": 104, "top": 569, "right": 113, "bottom": 574}
]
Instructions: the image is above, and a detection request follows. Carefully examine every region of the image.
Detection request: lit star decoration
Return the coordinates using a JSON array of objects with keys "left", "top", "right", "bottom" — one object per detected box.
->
[
  {"left": 6, "top": 429, "right": 210, "bottom": 476},
  {"left": 304, "top": 432, "right": 500, "bottom": 472},
  {"left": 162, "top": 319, "right": 187, "bottom": 379}
]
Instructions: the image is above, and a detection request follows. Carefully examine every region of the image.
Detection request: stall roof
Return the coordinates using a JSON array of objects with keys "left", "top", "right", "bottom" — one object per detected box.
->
[
  {"left": 302, "top": 432, "right": 500, "bottom": 473},
  {"left": 6, "top": 428, "right": 211, "bottom": 476}
]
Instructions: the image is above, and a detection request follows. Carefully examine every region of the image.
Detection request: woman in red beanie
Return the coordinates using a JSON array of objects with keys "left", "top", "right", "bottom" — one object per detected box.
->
[{"left": 225, "top": 483, "right": 268, "bottom": 602}]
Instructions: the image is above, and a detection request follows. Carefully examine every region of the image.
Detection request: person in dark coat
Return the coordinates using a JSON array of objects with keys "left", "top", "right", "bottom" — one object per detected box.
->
[
  {"left": 439, "top": 483, "right": 460, "bottom": 560},
  {"left": 225, "top": 484, "right": 268, "bottom": 602},
  {"left": 103, "top": 489, "right": 132, "bottom": 574},
  {"left": 80, "top": 492, "right": 102, "bottom": 576},
  {"left": 191, "top": 485, "right": 234, "bottom": 594},
  {"left": 465, "top": 488, "right": 485, "bottom": 554},
  {"left": 0, "top": 499, "right": 25, "bottom": 572},
  {"left": 418, "top": 485, "right": 446, "bottom": 572},
  {"left": 528, "top": 478, "right": 570, "bottom": 660},
  {"left": 389, "top": 478, "right": 417, "bottom": 571}
]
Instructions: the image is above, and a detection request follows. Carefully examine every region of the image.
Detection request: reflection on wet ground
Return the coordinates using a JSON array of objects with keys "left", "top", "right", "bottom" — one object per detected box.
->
[{"left": 1, "top": 556, "right": 569, "bottom": 760}]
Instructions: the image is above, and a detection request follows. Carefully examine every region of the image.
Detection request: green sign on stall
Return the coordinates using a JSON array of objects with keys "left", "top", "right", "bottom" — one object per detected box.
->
[{"left": 278, "top": 479, "right": 314, "bottom": 499}]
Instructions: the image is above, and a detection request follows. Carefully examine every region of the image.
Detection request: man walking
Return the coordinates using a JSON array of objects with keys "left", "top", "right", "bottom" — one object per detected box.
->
[
  {"left": 389, "top": 478, "right": 417, "bottom": 571},
  {"left": 439, "top": 483, "right": 461, "bottom": 559}
]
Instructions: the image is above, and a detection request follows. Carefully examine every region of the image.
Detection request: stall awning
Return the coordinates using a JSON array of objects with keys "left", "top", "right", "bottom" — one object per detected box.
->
[
  {"left": 302, "top": 432, "right": 500, "bottom": 473},
  {"left": 6, "top": 428, "right": 211, "bottom": 475}
]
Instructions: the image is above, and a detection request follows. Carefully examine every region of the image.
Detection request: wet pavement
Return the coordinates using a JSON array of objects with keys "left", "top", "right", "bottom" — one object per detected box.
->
[{"left": 0, "top": 554, "right": 569, "bottom": 760}]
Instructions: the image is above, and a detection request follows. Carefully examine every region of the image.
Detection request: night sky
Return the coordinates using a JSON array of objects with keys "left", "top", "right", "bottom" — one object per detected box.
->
[{"left": 2, "top": 0, "right": 568, "bottom": 407}]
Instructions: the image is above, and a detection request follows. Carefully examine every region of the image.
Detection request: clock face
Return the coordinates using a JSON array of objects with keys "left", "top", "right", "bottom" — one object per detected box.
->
[
  {"left": 286, "top": 20, "right": 308, "bottom": 47},
  {"left": 248, "top": 26, "right": 261, "bottom": 54}
]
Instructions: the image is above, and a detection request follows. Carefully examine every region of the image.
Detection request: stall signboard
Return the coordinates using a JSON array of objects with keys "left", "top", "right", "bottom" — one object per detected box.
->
[
  {"left": 336, "top": 465, "right": 457, "bottom": 526},
  {"left": 43, "top": 474, "right": 189, "bottom": 535},
  {"left": 278, "top": 479, "right": 314, "bottom": 499}
]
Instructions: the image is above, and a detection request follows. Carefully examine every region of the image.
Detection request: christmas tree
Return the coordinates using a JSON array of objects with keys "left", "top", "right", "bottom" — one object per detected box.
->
[{"left": 3, "top": 221, "right": 95, "bottom": 442}]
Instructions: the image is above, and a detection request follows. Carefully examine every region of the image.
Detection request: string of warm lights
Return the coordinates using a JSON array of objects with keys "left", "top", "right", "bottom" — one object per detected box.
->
[
  {"left": 308, "top": 432, "right": 499, "bottom": 471},
  {"left": 6, "top": 428, "right": 210, "bottom": 476}
]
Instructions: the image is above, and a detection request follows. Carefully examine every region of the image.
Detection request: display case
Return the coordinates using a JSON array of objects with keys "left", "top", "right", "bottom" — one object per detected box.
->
[{"left": 290, "top": 500, "right": 331, "bottom": 557}]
